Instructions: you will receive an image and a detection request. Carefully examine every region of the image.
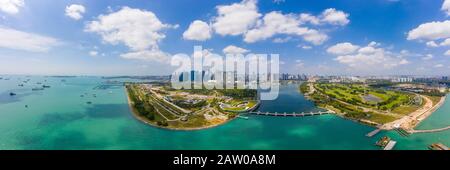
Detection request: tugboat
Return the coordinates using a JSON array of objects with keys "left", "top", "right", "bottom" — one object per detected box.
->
[
  {"left": 375, "top": 136, "right": 391, "bottom": 147},
  {"left": 428, "top": 143, "right": 449, "bottom": 150}
]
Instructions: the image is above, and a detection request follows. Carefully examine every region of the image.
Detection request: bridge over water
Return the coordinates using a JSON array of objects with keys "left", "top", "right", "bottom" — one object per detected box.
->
[{"left": 245, "top": 110, "right": 333, "bottom": 117}]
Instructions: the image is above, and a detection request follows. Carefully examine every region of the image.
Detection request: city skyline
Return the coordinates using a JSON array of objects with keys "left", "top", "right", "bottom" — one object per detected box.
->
[{"left": 0, "top": 0, "right": 450, "bottom": 76}]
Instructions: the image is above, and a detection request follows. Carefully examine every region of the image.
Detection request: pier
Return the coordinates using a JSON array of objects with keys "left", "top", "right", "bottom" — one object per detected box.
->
[
  {"left": 383, "top": 140, "right": 397, "bottom": 150},
  {"left": 366, "top": 129, "right": 381, "bottom": 137},
  {"left": 409, "top": 125, "right": 450, "bottom": 134},
  {"left": 247, "top": 111, "right": 332, "bottom": 117}
]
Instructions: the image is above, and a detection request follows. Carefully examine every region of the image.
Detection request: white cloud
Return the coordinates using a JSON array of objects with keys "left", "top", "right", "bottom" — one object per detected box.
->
[
  {"left": 299, "top": 13, "right": 320, "bottom": 25},
  {"left": 273, "top": 0, "right": 285, "bottom": 4},
  {"left": 0, "top": 27, "right": 60, "bottom": 52},
  {"left": 205, "top": 0, "right": 347, "bottom": 45},
  {"left": 320, "top": 8, "right": 350, "bottom": 26},
  {"left": 85, "top": 7, "right": 175, "bottom": 62},
  {"left": 426, "top": 41, "right": 439, "bottom": 47},
  {"left": 65, "top": 4, "right": 85, "bottom": 20},
  {"left": 301, "top": 45, "right": 312, "bottom": 49},
  {"left": 223, "top": 45, "right": 250, "bottom": 54},
  {"left": 434, "top": 64, "right": 444, "bottom": 68},
  {"left": 120, "top": 50, "right": 170, "bottom": 63},
  {"left": 0, "top": 0, "right": 24, "bottom": 14},
  {"left": 445, "top": 50, "right": 450, "bottom": 56},
  {"left": 244, "top": 11, "right": 328, "bottom": 45},
  {"left": 89, "top": 51, "right": 98, "bottom": 57},
  {"left": 212, "top": 0, "right": 261, "bottom": 36},
  {"left": 440, "top": 38, "right": 450, "bottom": 46},
  {"left": 407, "top": 20, "right": 450, "bottom": 41},
  {"left": 422, "top": 54, "right": 433, "bottom": 60},
  {"left": 399, "top": 59, "right": 409, "bottom": 65},
  {"left": 273, "top": 37, "right": 292, "bottom": 43},
  {"left": 327, "top": 42, "right": 360, "bottom": 55},
  {"left": 443, "top": 0, "right": 450, "bottom": 16},
  {"left": 183, "top": 20, "right": 212, "bottom": 41},
  {"left": 331, "top": 42, "right": 409, "bottom": 70}
]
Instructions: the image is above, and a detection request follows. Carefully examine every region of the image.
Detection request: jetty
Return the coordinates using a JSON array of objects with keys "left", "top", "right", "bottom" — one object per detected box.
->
[
  {"left": 366, "top": 129, "right": 381, "bottom": 137},
  {"left": 383, "top": 140, "right": 397, "bottom": 150},
  {"left": 247, "top": 110, "right": 332, "bottom": 117},
  {"left": 237, "top": 115, "right": 249, "bottom": 120},
  {"left": 409, "top": 126, "right": 450, "bottom": 134}
]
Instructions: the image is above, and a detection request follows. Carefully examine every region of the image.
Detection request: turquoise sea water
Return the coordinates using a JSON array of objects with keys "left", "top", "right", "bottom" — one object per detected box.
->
[{"left": 0, "top": 76, "right": 449, "bottom": 150}]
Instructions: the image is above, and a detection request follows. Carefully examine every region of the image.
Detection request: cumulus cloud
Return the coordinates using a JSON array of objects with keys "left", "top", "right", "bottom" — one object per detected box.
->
[
  {"left": 426, "top": 41, "right": 439, "bottom": 47},
  {"left": 183, "top": 20, "right": 212, "bottom": 41},
  {"left": 0, "top": 27, "right": 60, "bottom": 52},
  {"left": 422, "top": 54, "right": 433, "bottom": 60},
  {"left": 244, "top": 11, "right": 328, "bottom": 45},
  {"left": 330, "top": 42, "right": 409, "bottom": 70},
  {"left": 223, "top": 45, "right": 250, "bottom": 54},
  {"left": 440, "top": 38, "right": 450, "bottom": 46},
  {"left": 0, "top": 0, "right": 24, "bottom": 14},
  {"left": 212, "top": 0, "right": 261, "bottom": 36},
  {"left": 443, "top": 0, "right": 450, "bottom": 16},
  {"left": 327, "top": 42, "right": 360, "bottom": 55},
  {"left": 445, "top": 50, "right": 450, "bottom": 56},
  {"left": 85, "top": 7, "right": 175, "bottom": 62},
  {"left": 320, "top": 8, "right": 350, "bottom": 26},
  {"left": 65, "top": 4, "right": 86, "bottom": 20},
  {"left": 407, "top": 20, "right": 450, "bottom": 41},
  {"left": 191, "top": 0, "right": 348, "bottom": 45}
]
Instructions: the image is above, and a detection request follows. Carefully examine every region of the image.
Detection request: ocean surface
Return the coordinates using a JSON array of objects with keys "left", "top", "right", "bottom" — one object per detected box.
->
[{"left": 0, "top": 76, "right": 449, "bottom": 150}]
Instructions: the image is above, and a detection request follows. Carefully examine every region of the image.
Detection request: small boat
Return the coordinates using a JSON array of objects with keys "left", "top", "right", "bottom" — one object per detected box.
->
[
  {"left": 32, "top": 87, "right": 45, "bottom": 91},
  {"left": 18, "top": 84, "right": 24, "bottom": 87},
  {"left": 42, "top": 85, "right": 51, "bottom": 88},
  {"left": 86, "top": 101, "right": 92, "bottom": 104},
  {"left": 376, "top": 136, "right": 391, "bottom": 147},
  {"left": 80, "top": 95, "right": 84, "bottom": 97},
  {"left": 25, "top": 105, "right": 28, "bottom": 108},
  {"left": 36, "top": 82, "right": 42, "bottom": 85},
  {"left": 9, "top": 92, "right": 16, "bottom": 96}
]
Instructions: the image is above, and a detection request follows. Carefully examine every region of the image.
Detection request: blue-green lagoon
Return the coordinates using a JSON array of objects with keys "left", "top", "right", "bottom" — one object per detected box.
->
[{"left": 0, "top": 76, "right": 449, "bottom": 150}]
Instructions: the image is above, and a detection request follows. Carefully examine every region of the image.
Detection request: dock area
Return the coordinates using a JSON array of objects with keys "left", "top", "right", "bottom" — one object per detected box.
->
[
  {"left": 366, "top": 129, "right": 381, "bottom": 137},
  {"left": 428, "top": 143, "right": 449, "bottom": 150},
  {"left": 383, "top": 140, "right": 397, "bottom": 150}
]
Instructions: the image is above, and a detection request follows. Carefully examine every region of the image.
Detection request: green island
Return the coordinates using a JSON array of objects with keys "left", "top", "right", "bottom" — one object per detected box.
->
[
  {"left": 125, "top": 83, "right": 259, "bottom": 130},
  {"left": 300, "top": 81, "right": 446, "bottom": 131}
]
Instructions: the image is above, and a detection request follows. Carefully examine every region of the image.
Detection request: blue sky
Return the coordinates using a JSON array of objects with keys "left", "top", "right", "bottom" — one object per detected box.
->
[{"left": 0, "top": 0, "right": 449, "bottom": 76}]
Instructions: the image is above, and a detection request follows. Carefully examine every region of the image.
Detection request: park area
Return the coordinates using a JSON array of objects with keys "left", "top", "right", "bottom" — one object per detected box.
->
[{"left": 305, "top": 83, "right": 424, "bottom": 125}]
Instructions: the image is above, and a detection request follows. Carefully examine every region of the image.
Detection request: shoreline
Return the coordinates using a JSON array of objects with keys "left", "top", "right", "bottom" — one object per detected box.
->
[
  {"left": 124, "top": 88, "right": 237, "bottom": 131},
  {"left": 302, "top": 82, "right": 448, "bottom": 131}
]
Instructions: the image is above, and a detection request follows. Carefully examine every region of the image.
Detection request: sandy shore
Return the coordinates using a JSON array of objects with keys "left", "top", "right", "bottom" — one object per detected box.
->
[{"left": 381, "top": 95, "right": 446, "bottom": 131}]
